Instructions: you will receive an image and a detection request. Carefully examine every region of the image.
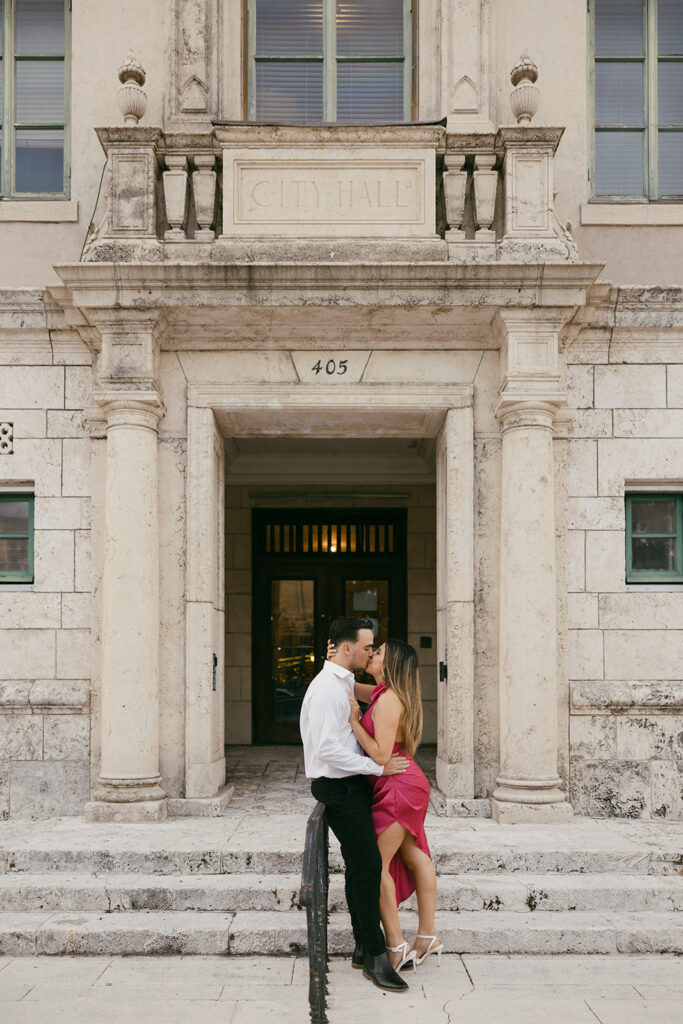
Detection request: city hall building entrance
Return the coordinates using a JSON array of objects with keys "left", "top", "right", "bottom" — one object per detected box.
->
[{"left": 251, "top": 508, "right": 407, "bottom": 743}]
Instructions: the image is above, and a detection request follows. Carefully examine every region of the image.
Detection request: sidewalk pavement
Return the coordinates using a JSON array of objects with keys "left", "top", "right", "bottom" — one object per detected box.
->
[{"left": 0, "top": 953, "right": 680, "bottom": 1024}]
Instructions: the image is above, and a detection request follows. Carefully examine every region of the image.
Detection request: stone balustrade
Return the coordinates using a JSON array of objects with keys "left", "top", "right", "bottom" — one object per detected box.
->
[{"left": 83, "top": 122, "right": 577, "bottom": 265}]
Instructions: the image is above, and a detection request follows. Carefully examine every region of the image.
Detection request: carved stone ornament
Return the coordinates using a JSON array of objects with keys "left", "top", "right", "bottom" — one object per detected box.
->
[
  {"left": 509, "top": 53, "right": 540, "bottom": 125},
  {"left": 118, "top": 53, "right": 148, "bottom": 126},
  {"left": 0, "top": 422, "right": 13, "bottom": 454}
]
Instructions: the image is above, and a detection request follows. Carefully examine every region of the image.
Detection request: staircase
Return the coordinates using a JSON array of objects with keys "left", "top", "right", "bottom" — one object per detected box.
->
[{"left": 0, "top": 815, "right": 680, "bottom": 956}]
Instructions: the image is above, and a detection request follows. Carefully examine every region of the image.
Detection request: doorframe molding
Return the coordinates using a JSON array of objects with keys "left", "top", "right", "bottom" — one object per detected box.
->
[{"left": 185, "top": 382, "right": 474, "bottom": 800}]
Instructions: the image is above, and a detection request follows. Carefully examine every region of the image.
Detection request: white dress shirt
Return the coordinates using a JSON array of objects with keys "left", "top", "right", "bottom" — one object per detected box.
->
[{"left": 300, "top": 660, "right": 384, "bottom": 779}]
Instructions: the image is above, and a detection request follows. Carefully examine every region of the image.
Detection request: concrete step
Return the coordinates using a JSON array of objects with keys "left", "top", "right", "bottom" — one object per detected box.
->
[
  {"left": 1, "top": 871, "right": 680, "bottom": 914},
  {"left": 0, "top": 909, "right": 680, "bottom": 957}
]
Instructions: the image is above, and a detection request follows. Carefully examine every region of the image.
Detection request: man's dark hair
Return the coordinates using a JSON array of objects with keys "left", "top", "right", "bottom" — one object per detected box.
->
[{"left": 329, "top": 617, "right": 373, "bottom": 646}]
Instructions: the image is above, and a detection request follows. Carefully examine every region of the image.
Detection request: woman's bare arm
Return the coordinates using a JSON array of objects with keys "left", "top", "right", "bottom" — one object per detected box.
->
[
  {"left": 348, "top": 690, "right": 402, "bottom": 766},
  {"left": 354, "top": 681, "right": 376, "bottom": 703}
]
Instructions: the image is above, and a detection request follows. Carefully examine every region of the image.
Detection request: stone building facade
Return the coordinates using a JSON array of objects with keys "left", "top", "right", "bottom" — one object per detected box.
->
[{"left": 0, "top": 0, "right": 681, "bottom": 823}]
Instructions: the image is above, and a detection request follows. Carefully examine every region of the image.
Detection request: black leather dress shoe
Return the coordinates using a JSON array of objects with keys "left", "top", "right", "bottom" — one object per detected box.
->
[
  {"left": 351, "top": 943, "right": 364, "bottom": 969},
  {"left": 362, "top": 952, "right": 409, "bottom": 992}
]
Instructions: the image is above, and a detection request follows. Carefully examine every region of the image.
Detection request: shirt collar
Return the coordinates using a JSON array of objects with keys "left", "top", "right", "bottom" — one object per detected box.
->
[{"left": 325, "top": 660, "right": 355, "bottom": 683}]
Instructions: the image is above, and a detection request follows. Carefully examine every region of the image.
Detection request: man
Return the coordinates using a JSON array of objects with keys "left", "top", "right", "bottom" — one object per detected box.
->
[{"left": 300, "top": 617, "right": 409, "bottom": 992}]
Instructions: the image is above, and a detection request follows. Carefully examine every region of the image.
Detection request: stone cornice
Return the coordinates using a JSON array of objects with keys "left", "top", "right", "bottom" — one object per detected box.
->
[
  {"left": 54, "top": 261, "right": 603, "bottom": 313},
  {"left": 213, "top": 121, "right": 447, "bottom": 149}
]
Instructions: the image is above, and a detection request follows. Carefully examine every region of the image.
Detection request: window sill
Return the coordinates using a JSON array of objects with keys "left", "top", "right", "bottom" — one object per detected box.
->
[
  {"left": 0, "top": 199, "right": 78, "bottom": 223},
  {"left": 580, "top": 203, "right": 683, "bottom": 226}
]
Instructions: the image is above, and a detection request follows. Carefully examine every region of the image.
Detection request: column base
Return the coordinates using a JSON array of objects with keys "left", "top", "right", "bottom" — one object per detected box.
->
[
  {"left": 435, "top": 756, "right": 474, "bottom": 800},
  {"left": 167, "top": 785, "right": 234, "bottom": 818},
  {"left": 492, "top": 798, "right": 573, "bottom": 825},
  {"left": 85, "top": 798, "right": 168, "bottom": 823}
]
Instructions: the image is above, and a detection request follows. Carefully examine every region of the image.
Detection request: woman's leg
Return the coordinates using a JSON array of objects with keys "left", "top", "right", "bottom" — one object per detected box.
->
[
  {"left": 376, "top": 821, "right": 409, "bottom": 968},
  {"left": 399, "top": 833, "right": 439, "bottom": 957}
]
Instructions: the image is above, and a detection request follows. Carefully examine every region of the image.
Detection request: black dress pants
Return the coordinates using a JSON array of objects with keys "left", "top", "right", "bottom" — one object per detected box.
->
[{"left": 311, "top": 774, "right": 385, "bottom": 957}]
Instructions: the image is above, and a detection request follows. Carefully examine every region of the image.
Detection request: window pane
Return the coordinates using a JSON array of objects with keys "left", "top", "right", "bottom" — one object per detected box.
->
[
  {"left": 632, "top": 536, "right": 676, "bottom": 571},
  {"left": 0, "top": 537, "right": 29, "bottom": 572},
  {"left": 337, "top": 62, "right": 404, "bottom": 122},
  {"left": 631, "top": 499, "right": 676, "bottom": 533},
  {"left": 658, "top": 61, "right": 683, "bottom": 124},
  {"left": 595, "top": 0, "right": 644, "bottom": 56},
  {"left": 595, "top": 62, "right": 644, "bottom": 125},
  {"left": 16, "top": 0, "right": 64, "bottom": 56},
  {"left": 595, "top": 130, "right": 644, "bottom": 194},
  {"left": 255, "top": 62, "right": 323, "bottom": 122},
  {"left": 15, "top": 61, "right": 64, "bottom": 123},
  {"left": 659, "top": 130, "right": 683, "bottom": 193},
  {"left": 337, "top": 0, "right": 404, "bottom": 57},
  {"left": 255, "top": 0, "right": 323, "bottom": 56},
  {"left": 271, "top": 579, "right": 315, "bottom": 723},
  {"left": 15, "top": 127, "right": 63, "bottom": 191},
  {"left": 658, "top": 0, "right": 683, "bottom": 55},
  {"left": 0, "top": 501, "right": 30, "bottom": 534}
]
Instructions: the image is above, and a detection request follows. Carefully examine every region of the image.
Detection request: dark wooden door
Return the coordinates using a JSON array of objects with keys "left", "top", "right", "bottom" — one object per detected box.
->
[{"left": 251, "top": 509, "right": 407, "bottom": 744}]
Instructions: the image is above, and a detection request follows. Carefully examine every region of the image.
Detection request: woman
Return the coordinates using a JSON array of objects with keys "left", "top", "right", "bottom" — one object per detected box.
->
[{"left": 328, "top": 637, "right": 443, "bottom": 971}]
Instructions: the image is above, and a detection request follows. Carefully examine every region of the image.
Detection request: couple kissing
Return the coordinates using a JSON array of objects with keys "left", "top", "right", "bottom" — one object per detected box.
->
[{"left": 300, "top": 617, "right": 442, "bottom": 992}]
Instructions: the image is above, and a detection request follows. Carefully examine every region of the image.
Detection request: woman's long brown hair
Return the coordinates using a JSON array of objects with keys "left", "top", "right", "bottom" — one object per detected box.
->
[{"left": 382, "top": 639, "right": 423, "bottom": 756}]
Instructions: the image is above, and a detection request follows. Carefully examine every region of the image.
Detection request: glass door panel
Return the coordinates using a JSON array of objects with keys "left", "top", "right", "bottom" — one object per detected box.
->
[
  {"left": 270, "top": 579, "right": 316, "bottom": 724},
  {"left": 344, "top": 578, "right": 389, "bottom": 641}
]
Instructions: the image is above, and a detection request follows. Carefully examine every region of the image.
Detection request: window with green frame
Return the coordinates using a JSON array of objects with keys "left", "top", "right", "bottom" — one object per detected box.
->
[
  {"left": 0, "top": 0, "right": 70, "bottom": 197},
  {"left": 247, "top": 0, "right": 413, "bottom": 123},
  {"left": 0, "top": 492, "right": 34, "bottom": 583},
  {"left": 625, "top": 493, "right": 683, "bottom": 582},
  {"left": 591, "top": 0, "right": 683, "bottom": 199}
]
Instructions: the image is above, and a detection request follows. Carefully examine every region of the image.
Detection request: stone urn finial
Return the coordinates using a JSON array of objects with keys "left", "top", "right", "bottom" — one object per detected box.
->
[
  {"left": 117, "top": 53, "right": 147, "bottom": 126},
  {"left": 509, "top": 52, "right": 540, "bottom": 125}
]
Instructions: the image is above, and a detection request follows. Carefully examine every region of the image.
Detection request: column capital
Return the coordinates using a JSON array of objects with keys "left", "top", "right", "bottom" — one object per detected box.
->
[
  {"left": 94, "top": 388, "right": 165, "bottom": 430},
  {"left": 88, "top": 309, "right": 167, "bottom": 387},
  {"left": 495, "top": 397, "right": 563, "bottom": 432}
]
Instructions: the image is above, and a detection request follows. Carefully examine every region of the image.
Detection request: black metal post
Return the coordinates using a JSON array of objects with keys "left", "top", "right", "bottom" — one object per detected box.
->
[{"left": 299, "top": 801, "right": 329, "bottom": 1024}]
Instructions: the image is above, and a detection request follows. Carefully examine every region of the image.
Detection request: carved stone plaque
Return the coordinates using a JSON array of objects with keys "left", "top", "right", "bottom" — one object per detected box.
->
[{"left": 221, "top": 147, "right": 436, "bottom": 239}]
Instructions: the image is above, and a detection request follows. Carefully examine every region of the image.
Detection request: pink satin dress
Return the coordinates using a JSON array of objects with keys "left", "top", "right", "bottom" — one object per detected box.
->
[{"left": 361, "top": 683, "right": 431, "bottom": 905}]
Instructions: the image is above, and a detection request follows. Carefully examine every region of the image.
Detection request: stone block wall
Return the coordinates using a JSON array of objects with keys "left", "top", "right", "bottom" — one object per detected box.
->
[
  {"left": 565, "top": 288, "right": 683, "bottom": 820},
  {"left": 0, "top": 291, "right": 93, "bottom": 818},
  {"left": 224, "top": 483, "right": 437, "bottom": 745}
]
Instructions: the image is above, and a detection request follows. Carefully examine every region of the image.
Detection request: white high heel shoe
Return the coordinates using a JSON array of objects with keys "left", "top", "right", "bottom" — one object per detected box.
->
[
  {"left": 387, "top": 938, "right": 417, "bottom": 973},
  {"left": 414, "top": 934, "right": 444, "bottom": 967}
]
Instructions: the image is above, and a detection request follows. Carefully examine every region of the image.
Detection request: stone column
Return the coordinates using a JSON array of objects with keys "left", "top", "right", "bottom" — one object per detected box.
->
[
  {"left": 86, "top": 394, "right": 166, "bottom": 822},
  {"left": 492, "top": 312, "right": 573, "bottom": 824}
]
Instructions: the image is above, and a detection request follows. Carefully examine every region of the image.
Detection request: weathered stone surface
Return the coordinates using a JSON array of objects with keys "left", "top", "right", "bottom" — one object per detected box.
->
[
  {"left": 43, "top": 716, "right": 89, "bottom": 760},
  {"left": 598, "top": 438, "right": 683, "bottom": 495},
  {"left": 29, "top": 680, "right": 89, "bottom": 709},
  {"left": 61, "top": 439, "right": 91, "bottom": 498},
  {"left": 567, "top": 440, "right": 598, "bottom": 496},
  {"left": 571, "top": 680, "right": 683, "bottom": 712},
  {"left": 570, "top": 715, "right": 617, "bottom": 760},
  {"left": 585, "top": 530, "right": 625, "bottom": 593},
  {"left": 0, "top": 761, "right": 8, "bottom": 820},
  {"left": 566, "top": 365, "right": 594, "bottom": 409},
  {"left": 568, "top": 630, "right": 603, "bottom": 680},
  {"left": 0, "top": 593, "right": 60, "bottom": 630},
  {"left": 35, "top": 911, "right": 234, "bottom": 955},
  {"left": 568, "top": 497, "right": 624, "bottom": 531},
  {"left": 0, "top": 715, "right": 43, "bottom": 760},
  {"left": 0, "top": 632, "right": 56, "bottom": 681},
  {"left": 570, "top": 761, "right": 650, "bottom": 818},
  {"left": 604, "top": 631, "right": 683, "bottom": 681},
  {"left": 56, "top": 630, "right": 91, "bottom": 680},
  {"left": 651, "top": 760, "right": 683, "bottom": 821},
  {"left": 569, "top": 409, "right": 612, "bottom": 438},
  {"left": 594, "top": 366, "right": 666, "bottom": 409},
  {"left": 0, "top": 682, "right": 31, "bottom": 707},
  {"left": 32, "top": 530, "right": 75, "bottom": 593},
  {"left": 0, "top": 367, "right": 63, "bottom": 409},
  {"left": 8, "top": 762, "right": 89, "bottom": 819},
  {"left": 599, "top": 593, "right": 683, "bottom": 631},
  {"left": 613, "top": 408, "right": 683, "bottom": 437},
  {"left": 61, "top": 593, "right": 91, "bottom": 630},
  {"left": 667, "top": 364, "right": 683, "bottom": 406}
]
